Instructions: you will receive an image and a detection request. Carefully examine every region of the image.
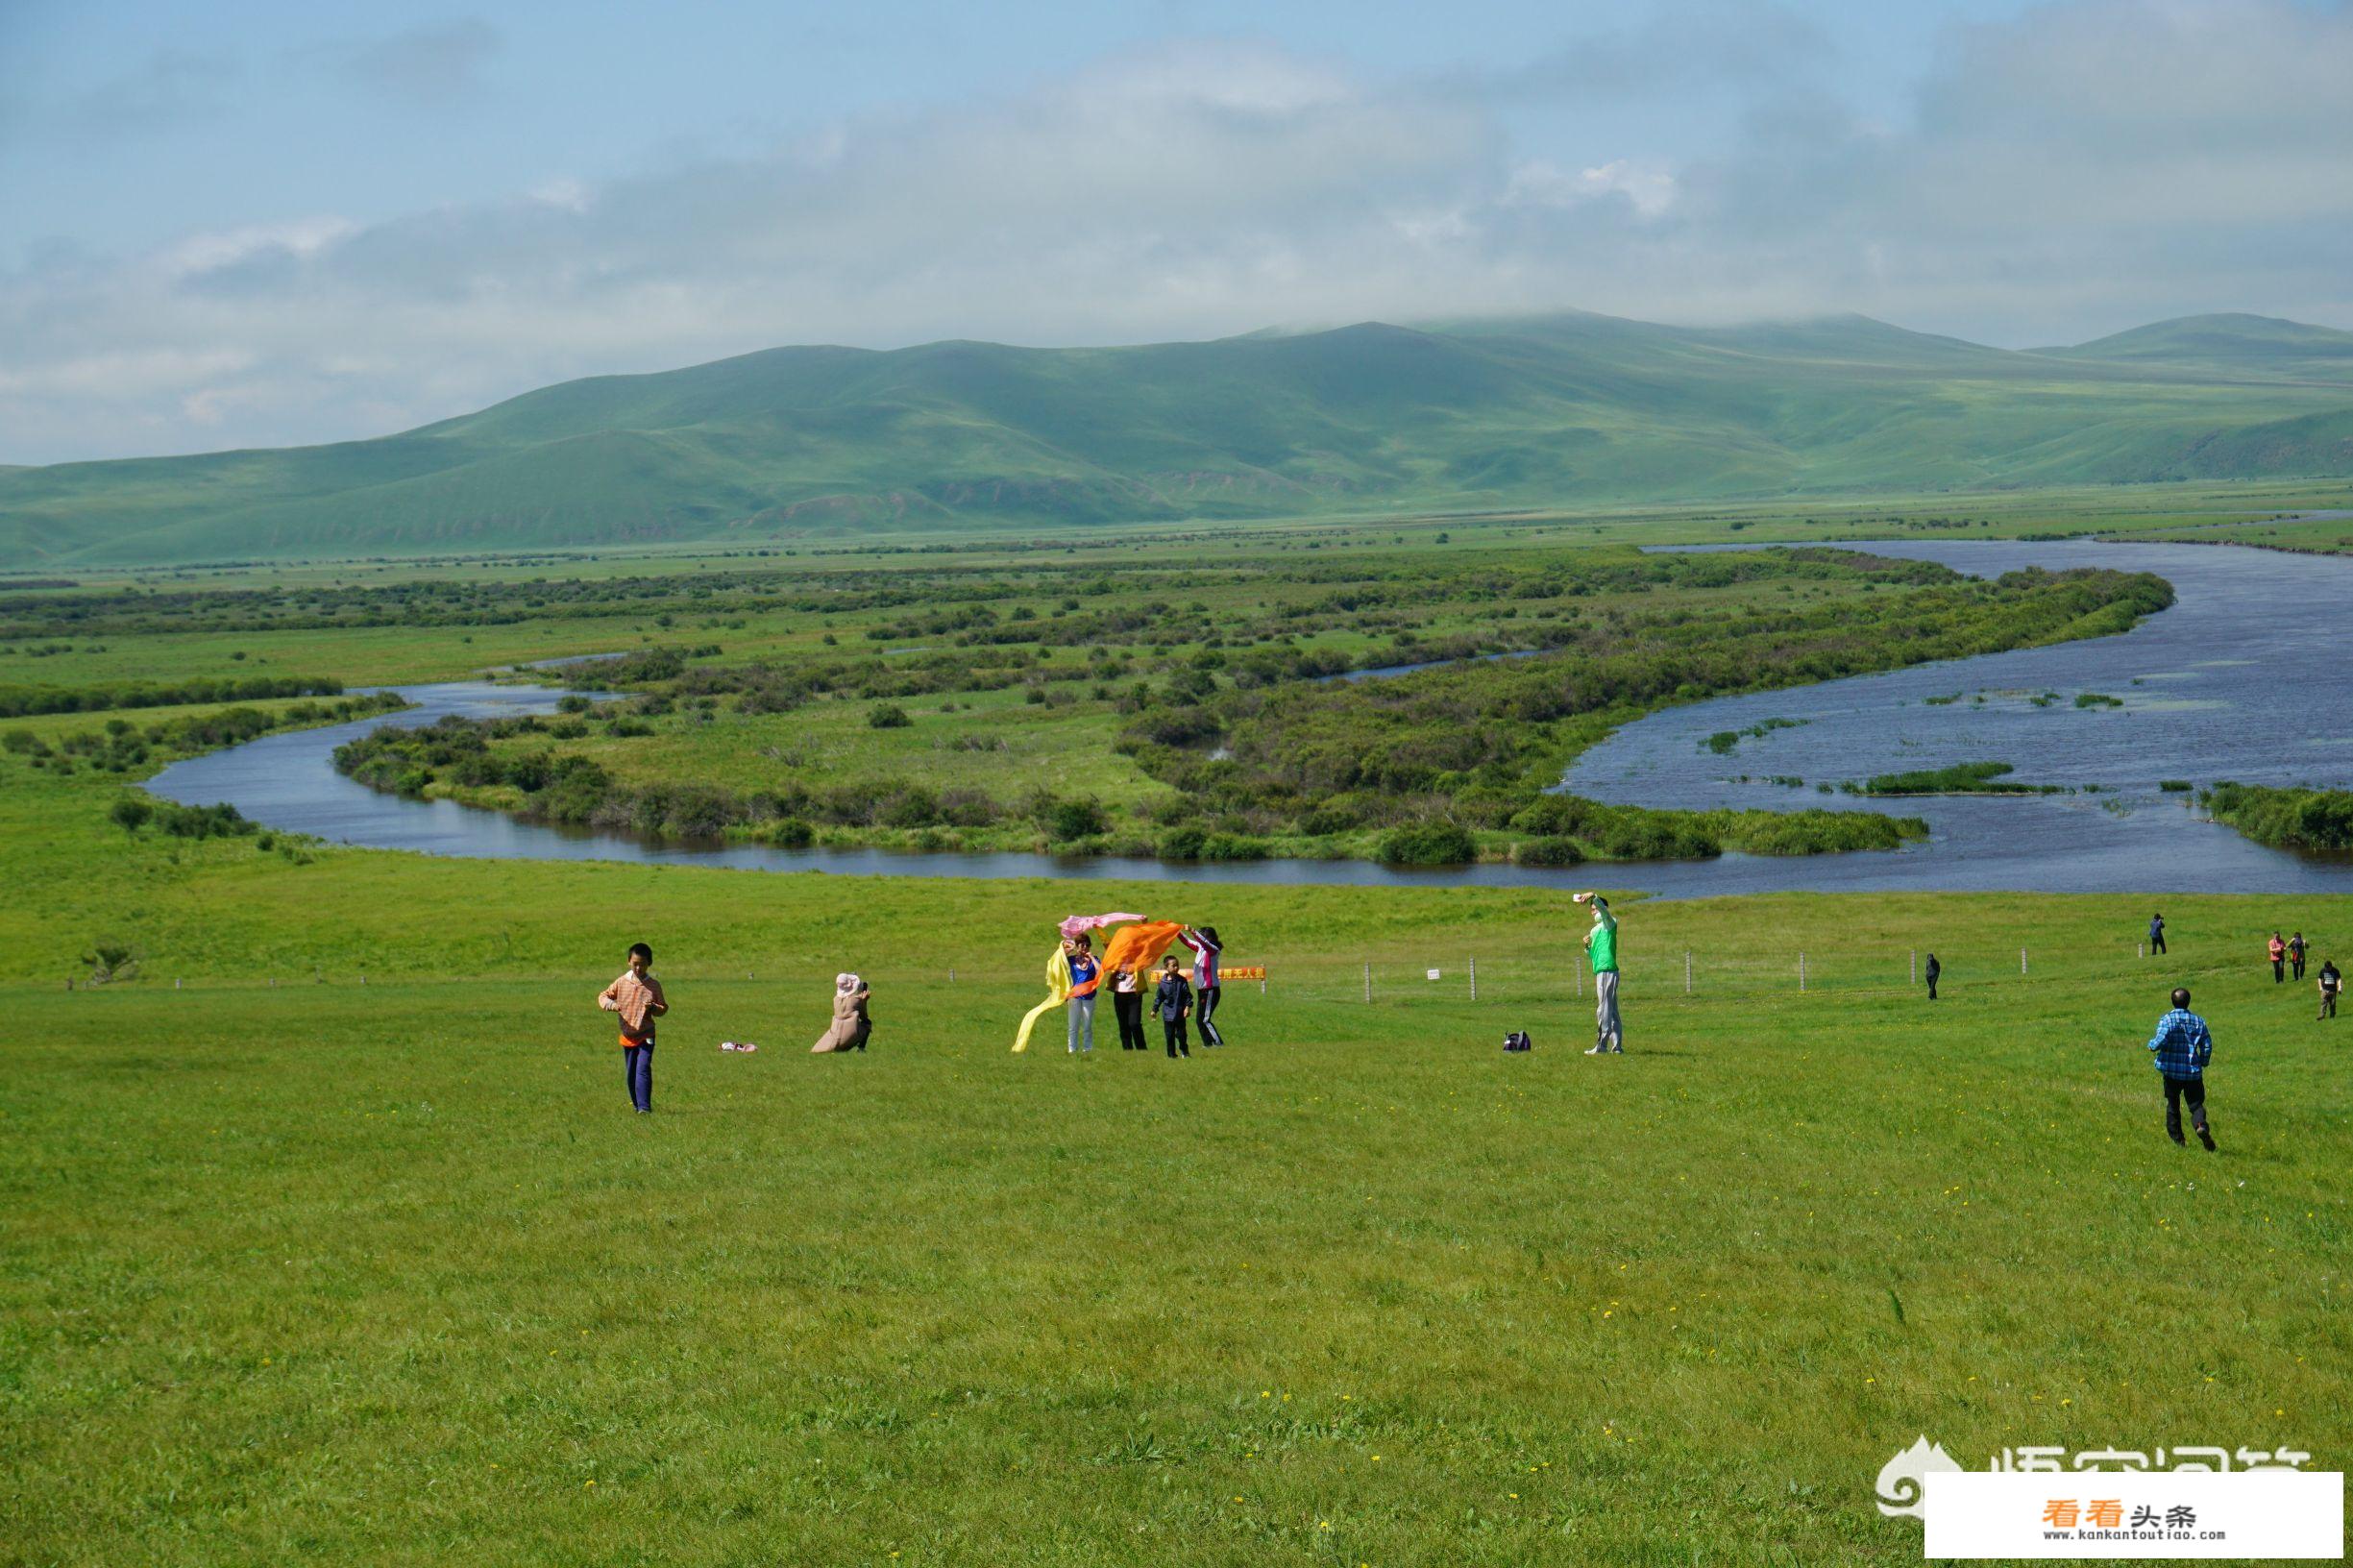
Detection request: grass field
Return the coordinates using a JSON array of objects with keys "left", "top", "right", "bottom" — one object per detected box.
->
[
  {"left": 5, "top": 512, "right": 2347, "bottom": 1564},
  {"left": 6, "top": 723, "right": 2350, "bottom": 1563}
]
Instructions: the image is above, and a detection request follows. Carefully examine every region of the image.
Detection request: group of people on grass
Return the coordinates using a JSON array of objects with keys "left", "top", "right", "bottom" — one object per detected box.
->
[
  {"left": 590, "top": 897, "right": 2330, "bottom": 1152},
  {"left": 2161, "top": 913, "right": 2339, "bottom": 1017},
  {"left": 587, "top": 919, "right": 1234, "bottom": 1112},
  {"left": 1032, "top": 918, "right": 1225, "bottom": 1058}
]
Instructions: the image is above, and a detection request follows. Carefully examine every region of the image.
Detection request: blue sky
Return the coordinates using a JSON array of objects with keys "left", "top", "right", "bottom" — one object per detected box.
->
[{"left": 3, "top": 0, "right": 2349, "bottom": 461}]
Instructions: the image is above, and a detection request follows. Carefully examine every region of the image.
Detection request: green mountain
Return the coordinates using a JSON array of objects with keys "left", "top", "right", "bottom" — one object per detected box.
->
[
  {"left": 2032, "top": 312, "right": 2353, "bottom": 379},
  {"left": 8, "top": 310, "right": 2353, "bottom": 565}
]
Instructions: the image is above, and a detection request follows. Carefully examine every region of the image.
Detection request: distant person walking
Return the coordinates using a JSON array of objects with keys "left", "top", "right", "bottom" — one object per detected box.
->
[
  {"left": 2318, "top": 959, "right": 2341, "bottom": 1021},
  {"left": 1065, "top": 934, "right": 1100, "bottom": 1054},
  {"left": 597, "top": 941, "right": 668, "bottom": 1115},
  {"left": 1154, "top": 954, "right": 1193, "bottom": 1058},
  {"left": 1577, "top": 893, "right": 1623, "bottom": 1054},
  {"left": 2145, "top": 986, "right": 2217, "bottom": 1150},
  {"left": 1180, "top": 925, "right": 1226, "bottom": 1047},
  {"left": 2269, "top": 932, "right": 2287, "bottom": 983},
  {"left": 1924, "top": 952, "right": 1941, "bottom": 1002},
  {"left": 1110, "top": 962, "right": 1148, "bottom": 1050},
  {"left": 2289, "top": 931, "right": 2307, "bottom": 981},
  {"left": 2148, "top": 913, "right": 2166, "bottom": 955}
]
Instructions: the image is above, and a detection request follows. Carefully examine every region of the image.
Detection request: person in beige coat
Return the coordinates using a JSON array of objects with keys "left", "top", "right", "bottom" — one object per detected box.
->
[{"left": 812, "top": 972, "right": 871, "bottom": 1054}]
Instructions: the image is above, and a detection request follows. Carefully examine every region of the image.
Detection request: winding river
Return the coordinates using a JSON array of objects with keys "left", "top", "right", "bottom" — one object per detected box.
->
[{"left": 149, "top": 540, "right": 2353, "bottom": 898}]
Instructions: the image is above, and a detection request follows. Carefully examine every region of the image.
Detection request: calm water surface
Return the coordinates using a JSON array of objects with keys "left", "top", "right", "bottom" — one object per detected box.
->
[{"left": 151, "top": 541, "right": 2353, "bottom": 897}]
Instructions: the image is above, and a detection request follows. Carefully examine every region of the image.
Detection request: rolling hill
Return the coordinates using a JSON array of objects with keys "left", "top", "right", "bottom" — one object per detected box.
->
[{"left": 7, "top": 310, "right": 2353, "bottom": 565}]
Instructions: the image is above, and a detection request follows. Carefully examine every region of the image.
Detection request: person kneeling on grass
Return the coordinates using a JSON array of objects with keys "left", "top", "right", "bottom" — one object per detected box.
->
[
  {"left": 813, "top": 972, "right": 870, "bottom": 1054},
  {"left": 598, "top": 942, "right": 668, "bottom": 1115},
  {"left": 2145, "top": 986, "right": 2216, "bottom": 1151}
]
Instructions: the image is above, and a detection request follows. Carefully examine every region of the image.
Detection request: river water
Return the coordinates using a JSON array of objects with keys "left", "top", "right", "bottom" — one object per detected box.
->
[{"left": 149, "top": 541, "right": 2353, "bottom": 898}]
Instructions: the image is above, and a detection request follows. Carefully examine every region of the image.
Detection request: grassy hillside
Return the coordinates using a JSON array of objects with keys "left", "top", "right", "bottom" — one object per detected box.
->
[
  {"left": 4, "top": 715, "right": 2348, "bottom": 1562},
  {"left": 7, "top": 311, "right": 2353, "bottom": 565}
]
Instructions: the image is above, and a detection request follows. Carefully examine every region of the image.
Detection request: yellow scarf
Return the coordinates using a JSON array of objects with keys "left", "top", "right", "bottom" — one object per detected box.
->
[{"left": 1011, "top": 945, "right": 1074, "bottom": 1053}]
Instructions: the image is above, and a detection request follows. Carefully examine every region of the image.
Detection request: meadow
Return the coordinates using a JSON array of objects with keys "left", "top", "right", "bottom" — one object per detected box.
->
[
  {"left": 4, "top": 506, "right": 2349, "bottom": 1564},
  {"left": 4, "top": 675, "right": 2351, "bottom": 1565}
]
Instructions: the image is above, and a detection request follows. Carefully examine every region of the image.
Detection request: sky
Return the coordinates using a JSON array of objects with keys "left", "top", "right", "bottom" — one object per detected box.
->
[{"left": 2, "top": 0, "right": 2349, "bottom": 464}]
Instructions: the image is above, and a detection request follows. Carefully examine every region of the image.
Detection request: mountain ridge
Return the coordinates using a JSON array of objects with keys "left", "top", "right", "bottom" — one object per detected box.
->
[{"left": 7, "top": 310, "right": 2352, "bottom": 565}]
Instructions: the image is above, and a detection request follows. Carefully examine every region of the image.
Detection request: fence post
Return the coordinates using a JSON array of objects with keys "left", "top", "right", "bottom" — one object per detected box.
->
[
  {"left": 1910, "top": 949, "right": 1917, "bottom": 985},
  {"left": 949, "top": 968, "right": 955, "bottom": 984},
  {"left": 175, "top": 977, "right": 182, "bottom": 991},
  {"left": 1684, "top": 950, "right": 1692, "bottom": 994},
  {"left": 1799, "top": 952, "right": 1806, "bottom": 993},
  {"left": 2138, "top": 943, "right": 2145, "bottom": 960},
  {"left": 1576, "top": 966, "right": 1582, "bottom": 999},
  {"left": 1260, "top": 972, "right": 1266, "bottom": 995},
  {"left": 1469, "top": 956, "right": 1478, "bottom": 1003},
  {"left": 2020, "top": 946, "right": 2027, "bottom": 976},
  {"left": 1363, "top": 963, "right": 1371, "bottom": 1003}
]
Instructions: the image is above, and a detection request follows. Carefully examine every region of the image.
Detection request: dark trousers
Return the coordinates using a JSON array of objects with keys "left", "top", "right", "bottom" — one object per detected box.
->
[
  {"left": 1196, "top": 984, "right": 1224, "bottom": 1046},
  {"left": 2273, "top": 960, "right": 2285, "bottom": 982},
  {"left": 624, "top": 1042, "right": 653, "bottom": 1112},
  {"left": 2150, "top": 932, "right": 2166, "bottom": 954},
  {"left": 1163, "top": 1016, "right": 1189, "bottom": 1057},
  {"left": 2292, "top": 956, "right": 2306, "bottom": 979},
  {"left": 2163, "top": 1075, "right": 2208, "bottom": 1143},
  {"left": 2322, "top": 991, "right": 2339, "bottom": 1020},
  {"left": 1926, "top": 976, "right": 1939, "bottom": 1001},
  {"left": 1113, "top": 991, "right": 1147, "bottom": 1049}
]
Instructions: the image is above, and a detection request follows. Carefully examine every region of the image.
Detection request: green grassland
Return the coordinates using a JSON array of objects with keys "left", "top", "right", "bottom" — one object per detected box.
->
[
  {"left": 4, "top": 703, "right": 2351, "bottom": 1564},
  {"left": 6, "top": 310, "right": 2353, "bottom": 566}
]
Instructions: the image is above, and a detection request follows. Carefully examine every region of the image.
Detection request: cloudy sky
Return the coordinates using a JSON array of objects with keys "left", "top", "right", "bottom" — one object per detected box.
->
[{"left": 3, "top": 0, "right": 2349, "bottom": 464}]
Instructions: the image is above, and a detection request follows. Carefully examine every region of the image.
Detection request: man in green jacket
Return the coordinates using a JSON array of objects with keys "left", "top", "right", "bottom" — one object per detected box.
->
[{"left": 1577, "top": 892, "right": 1623, "bottom": 1054}]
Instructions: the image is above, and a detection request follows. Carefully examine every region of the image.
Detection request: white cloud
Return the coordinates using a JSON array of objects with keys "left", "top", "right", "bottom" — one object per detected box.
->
[
  {"left": 5, "top": 6, "right": 2351, "bottom": 463},
  {"left": 1505, "top": 159, "right": 1678, "bottom": 218}
]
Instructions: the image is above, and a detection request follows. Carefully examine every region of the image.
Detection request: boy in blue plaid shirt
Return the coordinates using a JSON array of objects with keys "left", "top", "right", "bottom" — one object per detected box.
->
[{"left": 2145, "top": 987, "right": 2217, "bottom": 1150}]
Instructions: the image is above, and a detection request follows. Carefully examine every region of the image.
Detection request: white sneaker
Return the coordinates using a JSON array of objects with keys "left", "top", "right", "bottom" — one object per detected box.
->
[{"left": 1584, "top": 1044, "right": 1607, "bottom": 1055}]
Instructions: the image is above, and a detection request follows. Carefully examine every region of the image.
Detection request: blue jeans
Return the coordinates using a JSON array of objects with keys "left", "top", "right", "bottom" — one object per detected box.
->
[{"left": 625, "top": 1042, "right": 653, "bottom": 1112}]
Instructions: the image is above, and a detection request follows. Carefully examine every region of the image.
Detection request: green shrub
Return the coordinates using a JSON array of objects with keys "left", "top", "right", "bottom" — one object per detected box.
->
[
  {"left": 1514, "top": 836, "right": 1584, "bottom": 867},
  {"left": 1377, "top": 821, "right": 1479, "bottom": 866}
]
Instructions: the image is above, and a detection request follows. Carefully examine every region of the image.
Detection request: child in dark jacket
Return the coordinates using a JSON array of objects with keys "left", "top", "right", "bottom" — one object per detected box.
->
[{"left": 1154, "top": 955, "right": 1193, "bottom": 1059}]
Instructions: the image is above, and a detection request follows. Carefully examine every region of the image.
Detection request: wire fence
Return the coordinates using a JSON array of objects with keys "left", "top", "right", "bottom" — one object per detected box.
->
[{"left": 73, "top": 940, "right": 2252, "bottom": 1011}]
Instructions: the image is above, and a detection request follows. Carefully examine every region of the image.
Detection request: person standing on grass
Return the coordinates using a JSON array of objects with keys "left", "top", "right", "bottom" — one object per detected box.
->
[
  {"left": 2269, "top": 931, "right": 2287, "bottom": 983},
  {"left": 1110, "top": 961, "right": 1148, "bottom": 1050},
  {"left": 2318, "top": 959, "right": 2341, "bottom": 1022},
  {"left": 2148, "top": 912, "right": 2167, "bottom": 955},
  {"left": 1155, "top": 953, "right": 1193, "bottom": 1059},
  {"left": 1576, "top": 892, "right": 1623, "bottom": 1054},
  {"left": 1180, "top": 925, "right": 1225, "bottom": 1047},
  {"left": 2289, "top": 931, "right": 2307, "bottom": 981},
  {"left": 1924, "top": 952, "right": 1941, "bottom": 1002},
  {"left": 597, "top": 942, "right": 668, "bottom": 1115},
  {"left": 2145, "top": 986, "right": 2217, "bottom": 1150},
  {"left": 1065, "top": 933, "right": 1100, "bottom": 1055}
]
